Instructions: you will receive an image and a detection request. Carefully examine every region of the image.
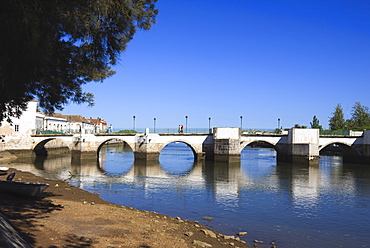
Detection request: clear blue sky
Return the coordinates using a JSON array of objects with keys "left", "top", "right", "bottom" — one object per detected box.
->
[{"left": 62, "top": 0, "right": 370, "bottom": 130}]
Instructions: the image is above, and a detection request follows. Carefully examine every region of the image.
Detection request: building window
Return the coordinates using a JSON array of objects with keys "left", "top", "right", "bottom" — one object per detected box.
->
[{"left": 15, "top": 125, "right": 19, "bottom": 132}]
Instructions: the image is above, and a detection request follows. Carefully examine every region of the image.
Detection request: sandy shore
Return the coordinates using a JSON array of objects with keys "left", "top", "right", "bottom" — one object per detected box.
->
[{"left": 0, "top": 168, "right": 251, "bottom": 248}]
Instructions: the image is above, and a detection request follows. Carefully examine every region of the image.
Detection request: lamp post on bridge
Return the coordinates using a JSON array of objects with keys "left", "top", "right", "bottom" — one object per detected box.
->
[
  {"left": 154, "top": 118, "right": 156, "bottom": 133},
  {"left": 278, "top": 118, "right": 280, "bottom": 129},
  {"left": 208, "top": 117, "right": 211, "bottom": 133},
  {"left": 240, "top": 116, "right": 243, "bottom": 131},
  {"left": 185, "top": 116, "right": 188, "bottom": 133},
  {"left": 133, "top": 116, "right": 136, "bottom": 131}
]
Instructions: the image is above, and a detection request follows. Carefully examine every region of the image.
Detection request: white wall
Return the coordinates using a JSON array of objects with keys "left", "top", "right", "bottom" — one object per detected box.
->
[
  {"left": 44, "top": 116, "right": 68, "bottom": 132},
  {"left": 0, "top": 100, "right": 38, "bottom": 136},
  {"left": 213, "top": 127, "right": 240, "bottom": 139}
]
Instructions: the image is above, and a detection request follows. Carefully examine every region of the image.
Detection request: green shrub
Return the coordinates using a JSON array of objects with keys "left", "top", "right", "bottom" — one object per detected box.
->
[{"left": 116, "top": 129, "right": 137, "bottom": 134}]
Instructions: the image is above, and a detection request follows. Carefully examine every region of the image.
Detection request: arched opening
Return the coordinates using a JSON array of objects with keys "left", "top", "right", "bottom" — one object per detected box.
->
[
  {"left": 319, "top": 143, "right": 360, "bottom": 163},
  {"left": 98, "top": 139, "right": 134, "bottom": 175},
  {"left": 159, "top": 141, "right": 195, "bottom": 176},
  {"left": 241, "top": 141, "right": 277, "bottom": 165},
  {"left": 34, "top": 138, "right": 70, "bottom": 157},
  {"left": 238, "top": 141, "right": 278, "bottom": 180}
]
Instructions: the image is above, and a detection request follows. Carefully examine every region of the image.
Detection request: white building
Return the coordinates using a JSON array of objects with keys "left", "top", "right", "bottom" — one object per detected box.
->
[
  {"left": 0, "top": 100, "right": 106, "bottom": 136},
  {"left": 44, "top": 113, "right": 68, "bottom": 133},
  {"left": 0, "top": 100, "right": 39, "bottom": 137},
  {"left": 60, "top": 115, "right": 95, "bottom": 134},
  {"left": 86, "top": 118, "right": 107, "bottom": 133}
]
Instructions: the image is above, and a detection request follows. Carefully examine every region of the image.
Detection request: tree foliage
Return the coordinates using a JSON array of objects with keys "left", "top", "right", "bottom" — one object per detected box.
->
[
  {"left": 0, "top": 0, "right": 158, "bottom": 122},
  {"left": 294, "top": 124, "right": 307, "bottom": 129},
  {"left": 329, "top": 104, "right": 345, "bottom": 130},
  {"left": 349, "top": 102, "right": 370, "bottom": 130},
  {"left": 310, "top": 115, "right": 322, "bottom": 130},
  {"left": 328, "top": 102, "right": 370, "bottom": 131}
]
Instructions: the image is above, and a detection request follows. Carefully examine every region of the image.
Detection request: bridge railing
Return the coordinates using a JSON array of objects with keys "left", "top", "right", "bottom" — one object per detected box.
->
[
  {"left": 319, "top": 130, "right": 363, "bottom": 136},
  {"left": 35, "top": 129, "right": 108, "bottom": 135},
  {"left": 114, "top": 128, "right": 212, "bottom": 134},
  {"left": 112, "top": 128, "right": 279, "bottom": 134}
]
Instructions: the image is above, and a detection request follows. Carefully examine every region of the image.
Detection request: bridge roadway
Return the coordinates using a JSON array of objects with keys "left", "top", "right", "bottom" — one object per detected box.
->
[{"left": 3, "top": 127, "right": 370, "bottom": 164}]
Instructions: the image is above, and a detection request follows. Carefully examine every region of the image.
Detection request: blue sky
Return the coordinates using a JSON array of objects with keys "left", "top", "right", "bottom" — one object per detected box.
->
[{"left": 62, "top": 0, "right": 370, "bottom": 130}]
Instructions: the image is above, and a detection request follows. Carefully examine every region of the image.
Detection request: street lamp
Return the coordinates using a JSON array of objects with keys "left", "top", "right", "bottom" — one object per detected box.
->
[
  {"left": 154, "top": 118, "right": 156, "bottom": 133},
  {"left": 240, "top": 116, "right": 243, "bottom": 131},
  {"left": 208, "top": 117, "right": 211, "bottom": 133},
  {"left": 133, "top": 116, "right": 136, "bottom": 131},
  {"left": 185, "top": 116, "right": 188, "bottom": 133},
  {"left": 278, "top": 118, "right": 280, "bottom": 129}
]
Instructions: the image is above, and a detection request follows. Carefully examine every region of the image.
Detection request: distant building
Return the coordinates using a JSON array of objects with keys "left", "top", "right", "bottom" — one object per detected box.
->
[
  {"left": 45, "top": 114, "right": 95, "bottom": 133},
  {"left": 43, "top": 113, "right": 69, "bottom": 133},
  {"left": 63, "top": 115, "right": 96, "bottom": 133},
  {"left": 0, "top": 100, "right": 108, "bottom": 137},
  {"left": 86, "top": 118, "right": 107, "bottom": 133}
]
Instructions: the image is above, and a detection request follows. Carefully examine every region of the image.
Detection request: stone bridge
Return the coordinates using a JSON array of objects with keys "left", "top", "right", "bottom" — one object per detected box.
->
[{"left": 2, "top": 127, "right": 370, "bottom": 164}]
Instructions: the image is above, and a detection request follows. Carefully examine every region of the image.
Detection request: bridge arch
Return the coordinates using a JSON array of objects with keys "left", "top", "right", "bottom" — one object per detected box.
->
[
  {"left": 240, "top": 140, "right": 278, "bottom": 152},
  {"left": 97, "top": 139, "right": 135, "bottom": 176},
  {"left": 319, "top": 142, "right": 360, "bottom": 158},
  {"left": 96, "top": 138, "right": 135, "bottom": 158},
  {"left": 158, "top": 141, "right": 198, "bottom": 176},
  {"left": 158, "top": 140, "right": 198, "bottom": 159},
  {"left": 240, "top": 140, "right": 281, "bottom": 162},
  {"left": 33, "top": 138, "right": 71, "bottom": 156}
]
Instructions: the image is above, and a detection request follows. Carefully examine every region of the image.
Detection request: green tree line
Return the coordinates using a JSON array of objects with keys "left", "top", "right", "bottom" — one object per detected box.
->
[
  {"left": 328, "top": 102, "right": 370, "bottom": 131},
  {"left": 300, "top": 102, "right": 370, "bottom": 131}
]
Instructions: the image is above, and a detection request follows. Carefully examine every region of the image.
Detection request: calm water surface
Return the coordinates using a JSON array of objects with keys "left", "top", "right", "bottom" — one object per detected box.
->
[{"left": 6, "top": 142, "right": 370, "bottom": 248}]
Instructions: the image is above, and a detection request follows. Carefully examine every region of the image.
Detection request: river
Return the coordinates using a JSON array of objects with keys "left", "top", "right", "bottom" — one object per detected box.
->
[{"left": 5, "top": 142, "right": 370, "bottom": 248}]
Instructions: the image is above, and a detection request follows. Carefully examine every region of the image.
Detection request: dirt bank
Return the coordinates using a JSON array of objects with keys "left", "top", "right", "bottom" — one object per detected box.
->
[{"left": 0, "top": 168, "right": 251, "bottom": 248}]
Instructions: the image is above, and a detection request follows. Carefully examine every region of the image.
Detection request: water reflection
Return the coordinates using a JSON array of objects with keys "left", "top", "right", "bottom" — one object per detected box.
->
[
  {"left": 99, "top": 143, "right": 134, "bottom": 175},
  {"left": 159, "top": 142, "right": 195, "bottom": 176},
  {"left": 204, "top": 160, "right": 243, "bottom": 208},
  {"left": 3, "top": 146, "right": 370, "bottom": 247},
  {"left": 10, "top": 155, "right": 75, "bottom": 179}
]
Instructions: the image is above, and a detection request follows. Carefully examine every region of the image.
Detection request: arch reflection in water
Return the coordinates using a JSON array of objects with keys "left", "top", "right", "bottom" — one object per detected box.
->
[
  {"left": 98, "top": 141, "right": 134, "bottom": 175},
  {"left": 11, "top": 154, "right": 74, "bottom": 180},
  {"left": 125, "top": 159, "right": 202, "bottom": 179},
  {"left": 159, "top": 142, "right": 195, "bottom": 176},
  {"left": 241, "top": 145, "right": 277, "bottom": 181}
]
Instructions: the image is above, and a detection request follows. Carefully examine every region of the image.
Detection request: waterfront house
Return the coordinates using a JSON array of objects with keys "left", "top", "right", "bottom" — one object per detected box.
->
[
  {"left": 86, "top": 118, "right": 107, "bottom": 133},
  {"left": 0, "top": 100, "right": 107, "bottom": 137},
  {"left": 61, "top": 115, "right": 95, "bottom": 134},
  {"left": 0, "top": 100, "right": 39, "bottom": 137}
]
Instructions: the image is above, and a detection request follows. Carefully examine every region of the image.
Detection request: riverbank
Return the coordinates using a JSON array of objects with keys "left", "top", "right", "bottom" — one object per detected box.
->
[{"left": 0, "top": 168, "right": 251, "bottom": 248}]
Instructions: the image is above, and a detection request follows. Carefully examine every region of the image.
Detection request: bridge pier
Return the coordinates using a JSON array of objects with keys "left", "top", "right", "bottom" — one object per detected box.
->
[
  {"left": 277, "top": 128, "right": 320, "bottom": 164},
  {"left": 212, "top": 127, "right": 241, "bottom": 162},
  {"left": 134, "top": 152, "right": 160, "bottom": 161},
  {"left": 195, "top": 152, "right": 206, "bottom": 160},
  {"left": 134, "top": 132, "right": 161, "bottom": 161},
  {"left": 71, "top": 150, "right": 98, "bottom": 161},
  {"left": 361, "top": 130, "right": 370, "bottom": 164}
]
